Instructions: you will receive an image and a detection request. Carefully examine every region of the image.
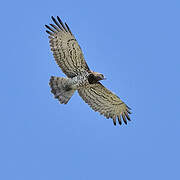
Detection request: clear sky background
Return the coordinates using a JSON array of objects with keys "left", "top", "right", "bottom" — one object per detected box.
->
[{"left": 1, "top": 0, "right": 180, "bottom": 179}]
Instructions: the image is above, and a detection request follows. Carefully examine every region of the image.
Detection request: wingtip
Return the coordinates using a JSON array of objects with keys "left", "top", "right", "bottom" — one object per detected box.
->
[
  {"left": 51, "top": 16, "right": 56, "bottom": 22},
  {"left": 45, "top": 30, "right": 53, "bottom": 36},
  {"left": 125, "top": 112, "right": 131, "bottom": 121},
  {"left": 122, "top": 113, "right": 127, "bottom": 125},
  {"left": 126, "top": 105, "right": 132, "bottom": 110},
  {"left": 118, "top": 115, "right": 122, "bottom": 125},
  {"left": 57, "top": 16, "right": 61, "bottom": 21}
]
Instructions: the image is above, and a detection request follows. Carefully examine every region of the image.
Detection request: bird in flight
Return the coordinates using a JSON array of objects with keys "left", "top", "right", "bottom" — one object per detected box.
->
[{"left": 45, "top": 16, "right": 131, "bottom": 126}]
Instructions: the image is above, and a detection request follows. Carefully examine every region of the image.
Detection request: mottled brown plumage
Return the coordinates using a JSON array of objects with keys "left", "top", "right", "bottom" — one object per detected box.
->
[{"left": 45, "top": 16, "right": 131, "bottom": 126}]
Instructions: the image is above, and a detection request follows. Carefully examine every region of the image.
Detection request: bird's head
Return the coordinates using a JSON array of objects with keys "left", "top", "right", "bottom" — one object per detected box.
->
[
  {"left": 88, "top": 71, "right": 106, "bottom": 84},
  {"left": 95, "top": 72, "right": 106, "bottom": 81}
]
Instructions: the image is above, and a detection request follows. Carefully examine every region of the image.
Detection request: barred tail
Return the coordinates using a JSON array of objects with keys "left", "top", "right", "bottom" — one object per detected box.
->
[{"left": 49, "top": 76, "right": 75, "bottom": 104}]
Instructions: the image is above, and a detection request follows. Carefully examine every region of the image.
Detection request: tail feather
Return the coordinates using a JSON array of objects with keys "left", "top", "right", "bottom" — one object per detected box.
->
[{"left": 49, "top": 76, "right": 75, "bottom": 104}]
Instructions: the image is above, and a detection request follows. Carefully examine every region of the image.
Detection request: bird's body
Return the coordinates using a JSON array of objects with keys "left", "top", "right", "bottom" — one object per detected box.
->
[
  {"left": 61, "top": 71, "right": 90, "bottom": 90},
  {"left": 45, "top": 16, "right": 131, "bottom": 125}
]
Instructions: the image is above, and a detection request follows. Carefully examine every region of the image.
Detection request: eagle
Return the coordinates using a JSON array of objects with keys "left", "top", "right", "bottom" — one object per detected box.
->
[{"left": 45, "top": 16, "right": 131, "bottom": 126}]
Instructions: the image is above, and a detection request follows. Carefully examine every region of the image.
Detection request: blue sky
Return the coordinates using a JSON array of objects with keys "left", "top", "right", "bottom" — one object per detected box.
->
[{"left": 1, "top": 0, "right": 180, "bottom": 179}]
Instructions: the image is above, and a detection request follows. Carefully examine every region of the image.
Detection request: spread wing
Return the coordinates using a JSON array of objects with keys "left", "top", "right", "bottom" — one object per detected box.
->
[
  {"left": 45, "top": 16, "right": 90, "bottom": 78},
  {"left": 78, "top": 83, "right": 131, "bottom": 126}
]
